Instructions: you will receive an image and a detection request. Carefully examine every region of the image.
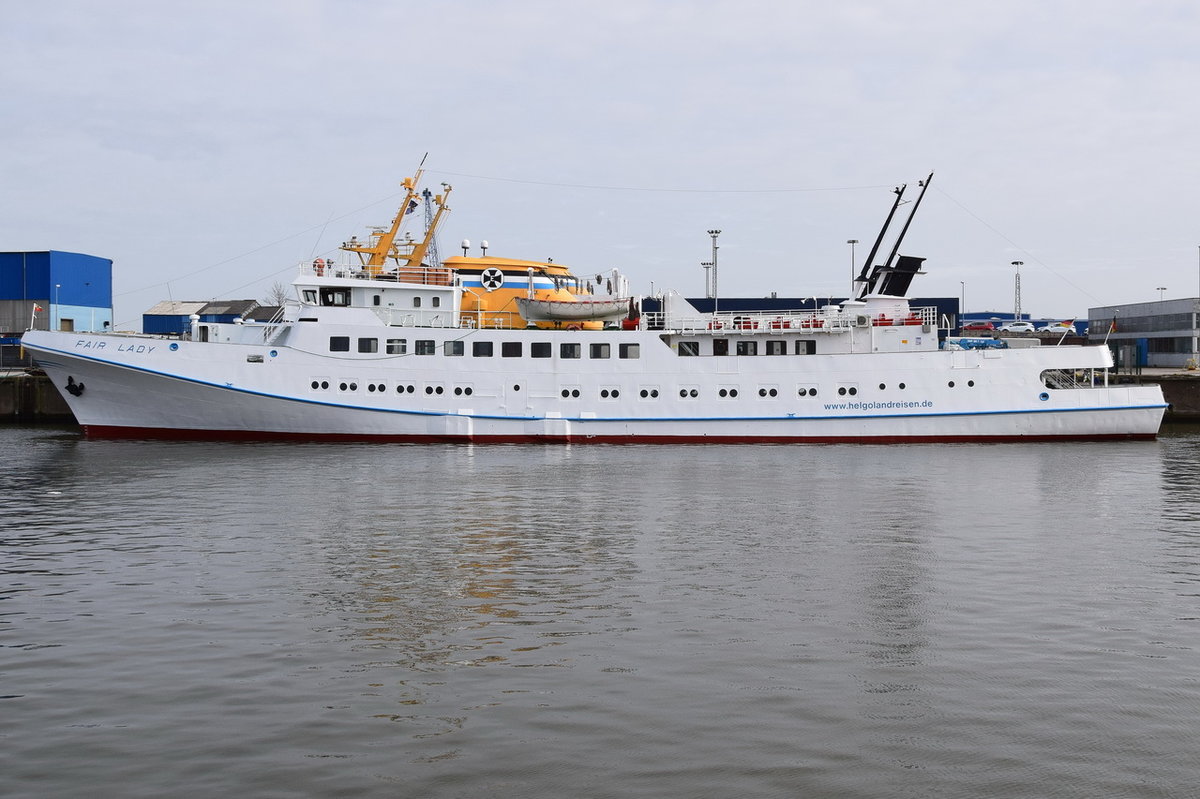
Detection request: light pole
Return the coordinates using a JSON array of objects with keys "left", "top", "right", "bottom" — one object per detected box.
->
[
  {"left": 960, "top": 281, "right": 966, "bottom": 325},
  {"left": 1011, "top": 261, "right": 1023, "bottom": 322},
  {"left": 701, "top": 261, "right": 713, "bottom": 298},
  {"left": 1157, "top": 286, "right": 1167, "bottom": 301},
  {"left": 54, "top": 283, "right": 61, "bottom": 331},
  {"left": 847, "top": 239, "right": 859, "bottom": 297},
  {"left": 707, "top": 229, "right": 721, "bottom": 315}
]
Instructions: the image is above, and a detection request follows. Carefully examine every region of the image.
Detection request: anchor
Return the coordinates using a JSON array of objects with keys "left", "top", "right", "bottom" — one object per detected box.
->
[{"left": 65, "top": 376, "right": 85, "bottom": 397}]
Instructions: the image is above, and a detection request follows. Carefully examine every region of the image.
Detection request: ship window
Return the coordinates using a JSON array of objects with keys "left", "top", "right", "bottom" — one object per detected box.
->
[
  {"left": 766, "top": 340, "right": 786, "bottom": 356},
  {"left": 373, "top": 295, "right": 381, "bottom": 306},
  {"left": 561, "top": 342, "right": 581, "bottom": 359},
  {"left": 678, "top": 341, "right": 699, "bottom": 357},
  {"left": 358, "top": 337, "right": 378, "bottom": 353},
  {"left": 531, "top": 342, "right": 552, "bottom": 358},
  {"left": 320, "top": 289, "right": 349, "bottom": 306},
  {"left": 590, "top": 343, "right": 611, "bottom": 359},
  {"left": 432, "top": 296, "right": 441, "bottom": 307},
  {"left": 619, "top": 343, "right": 640, "bottom": 359},
  {"left": 502, "top": 342, "right": 522, "bottom": 358},
  {"left": 415, "top": 340, "right": 436, "bottom": 355},
  {"left": 413, "top": 297, "right": 422, "bottom": 308},
  {"left": 302, "top": 290, "right": 317, "bottom": 304},
  {"left": 386, "top": 338, "right": 407, "bottom": 355},
  {"left": 444, "top": 341, "right": 464, "bottom": 356},
  {"left": 329, "top": 336, "right": 350, "bottom": 352},
  {"left": 473, "top": 341, "right": 494, "bottom": 357},
  {"left": 736, "top": 340, "right": 758, "bottom": 356},
  {"left": 795, "top": 340, "right": 816, "bottom": 355},
  {"left": 713, "top": 338, "right": 729, "bottom": 356}
]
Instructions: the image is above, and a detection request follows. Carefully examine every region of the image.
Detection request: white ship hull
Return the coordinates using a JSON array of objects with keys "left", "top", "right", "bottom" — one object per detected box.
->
[{"left": 22, "top": 328, "right": 1166, "bottom": 442}]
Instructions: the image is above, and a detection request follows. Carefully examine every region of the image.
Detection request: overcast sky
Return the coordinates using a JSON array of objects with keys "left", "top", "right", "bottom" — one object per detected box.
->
[{"left": 4, "top": 0, "right": 1199, "bottom": 327}]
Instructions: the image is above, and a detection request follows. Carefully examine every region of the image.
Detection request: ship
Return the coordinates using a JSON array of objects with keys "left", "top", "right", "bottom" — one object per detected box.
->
[{"left": 20, "top": 168, "right": 1167, "bottom": 443}]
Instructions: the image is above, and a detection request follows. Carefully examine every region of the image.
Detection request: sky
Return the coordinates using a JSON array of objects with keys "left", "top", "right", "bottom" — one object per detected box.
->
[{"left": 4, "top": 0, "right": 1200, "bottom": 328}]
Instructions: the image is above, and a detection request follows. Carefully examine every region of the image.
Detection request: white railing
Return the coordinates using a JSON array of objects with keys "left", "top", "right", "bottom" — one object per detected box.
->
[{"left": 643, "top": 306, "right": 936, "bottom": 333}]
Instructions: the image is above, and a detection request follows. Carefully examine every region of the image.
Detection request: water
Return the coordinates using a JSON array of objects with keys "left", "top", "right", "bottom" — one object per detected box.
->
[{"left": 3, "top": 427, "right": 1200, "bottom": 798}]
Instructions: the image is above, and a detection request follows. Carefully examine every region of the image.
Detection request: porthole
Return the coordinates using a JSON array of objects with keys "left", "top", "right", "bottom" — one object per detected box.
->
[
  {"left": 601, "top": 389, "right": 610, "bottom": 398},
  {"left": 349, "top": 383, "right": 357, "bottom": 391},
  {"left": 719, "top": 389, "right": 728, "bottom": 398},
  {"left": 730, "top": 389, "right": 738, "bottom": 398},
  {"left": 848, "top": 387, "right": 857, "bottom": 396},
  {"left": 651, "top": 389, "right": 659, "bottom": 398},
  {"left": 640, "top": 389, "right": 649, "bottom": 398},
  {"left": 321, "top": 381, "right": 329, "bottom": 390},
  {"left": 572, "top": 389, "right": 580, "bottom": 398},
  {"left": 799, "top": 388, "right": 808, "bottom": 397},
  {"left": 339, "top": 382, "right": 348, "bottom": 391},
  {"left": 562, "top": 389, "right": 571, "bottom": 398},
  {"left": 1039, "top": 392, "right": 1050, "bottom": 401},
  {"left": 396, "top": 385, "right": 404, "bottom": 394},
  {"left": 169, "top": 342, "right": 179, "bottom": 351},
  {"left": 899, "top": 383, "right": 906, "bottom": 390},
  {"left": 968, "top": 380, "right": 975, "bottom": 387},
  {"left": 879, "top": 383, "right": 886, "bottom": 390},
  {"left": 612, "top": 389, "right": 620, "bottom": 398},
  {"left": 407, "top": 385, "right": 416, "bottom": 393},
  {"left": 368, "top": 384, "right": 376, "bottom": 393},
  {"left": 455, "top": 387, "right": 463, "bottom": 395},
  {"left": 680, "top": 389, "right": 688, "bottom": 398},
  {"left": 948, "top": 381, "right": 956, "bottom": 388},
  {"left": 811, "top": 388, "right": 817, "bottom": 397},
  {"left": 464, "top": 387, "right": 472, "bottom": 396},
  {"left": 311, "top": 380, "right": 319, "bottom": 390},
  {"left": 838, "top": 387, "right": 846, "bottom": 396},
  {"left": 690, "top": 389, "right": 698, "bottom": 397},
  {"left": 425, "top": 386, "right": 434, "bottom": 394},
  {"left": 435, "top": 386, "right": 444, "bottom": 395},
  {"left": 769, "top": 388, "right": 777, "bottom": 397},
  {"left": 759, "top": 388, "right": 767, "bottom": 397},
  {"left": 513, "top": 385, "right": 521, "bottom": 392}
]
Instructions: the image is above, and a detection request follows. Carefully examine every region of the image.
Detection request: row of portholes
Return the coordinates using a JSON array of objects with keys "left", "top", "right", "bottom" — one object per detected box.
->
[{"left": 311, "top": 380, "right": 472, "bottom": 397}]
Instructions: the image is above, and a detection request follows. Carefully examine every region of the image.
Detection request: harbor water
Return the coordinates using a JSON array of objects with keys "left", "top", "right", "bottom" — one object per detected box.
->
[{"left": 3, "top": 426, "right": 1200, "bottom": 798}]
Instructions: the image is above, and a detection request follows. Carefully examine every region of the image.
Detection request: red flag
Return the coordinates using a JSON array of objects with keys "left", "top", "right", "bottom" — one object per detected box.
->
[{"left": 33, "top": 304, "right": 43, "bottom": 312}]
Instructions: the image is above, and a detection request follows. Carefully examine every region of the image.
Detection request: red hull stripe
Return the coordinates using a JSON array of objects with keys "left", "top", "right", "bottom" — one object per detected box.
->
[{"left": 80, "top": 424, "right": 1158, "bottom": 444}]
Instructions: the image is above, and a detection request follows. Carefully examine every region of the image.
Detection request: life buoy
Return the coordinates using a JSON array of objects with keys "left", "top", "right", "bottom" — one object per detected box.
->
[{"left": 313, "top": 257, "right": 325, "bottom": 276}]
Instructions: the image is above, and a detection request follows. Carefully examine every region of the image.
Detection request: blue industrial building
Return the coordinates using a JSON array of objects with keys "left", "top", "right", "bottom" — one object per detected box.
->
[{"left": 0, "top": 251, "right": 114, "bottom": 342}]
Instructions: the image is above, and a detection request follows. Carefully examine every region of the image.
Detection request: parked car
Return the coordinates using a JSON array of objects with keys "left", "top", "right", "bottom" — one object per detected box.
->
[
  {"left": 960, "top": 320, "right": 995, "bottom": 332},
  {"left": 1040, "top": 323, "right": 1076, "bottom": 336},
  {"left": 999, "top": 321, "right": 1037, "bottom": 333}
]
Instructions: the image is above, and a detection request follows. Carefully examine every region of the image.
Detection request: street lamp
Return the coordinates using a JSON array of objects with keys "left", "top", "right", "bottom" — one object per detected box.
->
[
  {"left": 707, "top": 230, "right": 721, "bottom": 315},
  {"left": 1011, "top": 261, "right": 1023, "bottom": 322},
  {"left": 701, "top": 261, "right": 713, "bottom": 298},
  {"left": 847, "top": 239, "right": 859, "bottom": 297},
  {"left": 1157, "top": 286, "right": 1167, "bottom": 301}
]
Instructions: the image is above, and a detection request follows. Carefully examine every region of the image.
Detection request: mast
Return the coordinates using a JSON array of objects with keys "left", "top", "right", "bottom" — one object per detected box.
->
[
  {"left": 856, "top": 183, "right": 907, "bottom": 294},
  {"left": 882, "top": 171, "right": 934, "bottom": 272}
]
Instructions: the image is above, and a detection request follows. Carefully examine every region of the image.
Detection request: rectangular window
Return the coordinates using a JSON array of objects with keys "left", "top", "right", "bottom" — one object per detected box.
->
[
  {"left": 531, "top": 342, "right": 552, "bottom": 358},
  {"left": 502, "top": 341, "right": 522, "bottom": 358},
  {"left": 795, "top": 340, "right": 816, "bottom": 355},
  {"left": 590, "top": 342, "right": 611, "bottom": 359},
  {"left": 736, "top": 340, "right": 758, "bottom": 356},
  {"left": 415, "top": 340, "right": 436, "bottom": 355},
  {"left": 432, "top": 296, "right": 441, "bottom": 307},
  {"left": 413, "top": 297, "right": 422, "bottom": 308},
  {"left": 766, "top": 340, "right": 786, "bottom": 356},
  {"left": 386, "top": 338, "right": 407, "bottom": 355},
  {"left": 713, "top": 338, "right": 729, "bottom": 356},
  {"left": 560, "top": 342, "right": 581, "bottom": 359},
  {"left": 444, "top": 340, "right": 464, "bottom": 356},
  {"left": 473, "top": 341, "right": 494, "bottom": 357},
  {"left": 358, "top": 337, "right": 378, "bottom": 353},
  {"left": 619, "top": 343, "right": 640, "bottom": 359},
  {"left": 329, "top": 336, "right": 350, "bottom": 352},
  {"left": 302, "top": 290, "right": 317, "bottom": 304},
  {"left": 678, "top": 340, "right": 700, "bottom": 356}
]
